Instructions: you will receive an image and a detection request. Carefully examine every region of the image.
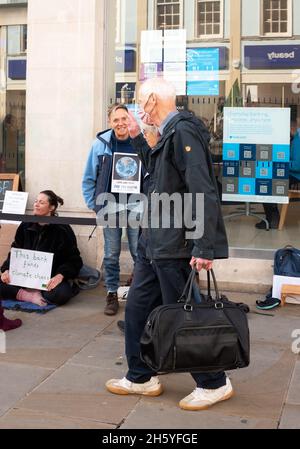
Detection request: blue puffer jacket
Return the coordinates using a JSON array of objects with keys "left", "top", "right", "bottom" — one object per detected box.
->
[
  {"left": 82, "top": 130, "right": 114, "bottom": 211},
  {"left": 290, "top": 129, "right": 300, "bottom": 182}
]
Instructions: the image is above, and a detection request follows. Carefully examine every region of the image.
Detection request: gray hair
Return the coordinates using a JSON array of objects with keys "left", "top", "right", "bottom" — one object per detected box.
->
[{"left": 139, "top": 78, "right": 176, "bottom": 102}]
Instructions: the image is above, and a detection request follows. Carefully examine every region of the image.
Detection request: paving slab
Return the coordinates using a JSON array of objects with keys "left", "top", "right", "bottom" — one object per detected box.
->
[
  {"left": 279, "top": 404, "right": 300, "bottom": 429},
  {"left": 15, "top": 392, "right": 138, "bottom": 426},
  {"left": 120, "top": 401, "right": 277, "bottom": 429},
  {"left": 0, "top": 362, "right": 52, "bottom": 418},
  {"left": 22, "top": 363, "right": 124, "bottom": 394},
  {"left": 68, "top": 334, "right": 126, "bottom": 370},
  {"left": 225, "top": 348, "right": 295, "bottom": 422},
  {"left": 286, "top": 360, "right": 300, "bottom": 405},
  {"left": 0, "top": 408, "right": 115, "bottom": 429},
  {"left": 4, "top": 307, "right": 113, "bottom": 348},
  {"left": 14, "top": 365, "right": 139, "bottom": 425},
  {"left": 0, "top": 347, "right": 80, "bottom": 370},
  {"left": 0, "top": 287, "right": 120, "bottom": 370},
  {"left": 247, "top": 308, "right": 300, "bottom": 346},
  {"left": 228, "top": 341, "right": 297, "bottom": 383}
]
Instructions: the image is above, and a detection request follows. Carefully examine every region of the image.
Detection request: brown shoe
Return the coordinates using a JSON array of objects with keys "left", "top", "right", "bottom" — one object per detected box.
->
[{"left": 104, "top": 292, "right": 119, "bottom": 316}]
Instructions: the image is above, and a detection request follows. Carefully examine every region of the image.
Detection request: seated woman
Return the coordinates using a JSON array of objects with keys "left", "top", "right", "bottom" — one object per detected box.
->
[{"left": 0, "top": 190, "right": 83, "bottom": 309}]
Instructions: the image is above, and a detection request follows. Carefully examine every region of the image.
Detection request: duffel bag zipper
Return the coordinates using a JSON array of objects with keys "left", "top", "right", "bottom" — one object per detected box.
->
[{"left": 151, "top": 304, "right": 233, "bottom": 340}]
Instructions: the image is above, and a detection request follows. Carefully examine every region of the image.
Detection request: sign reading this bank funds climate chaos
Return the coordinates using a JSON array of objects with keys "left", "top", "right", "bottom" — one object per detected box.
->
[
  {"left": 9, "top": 248, "right": 54, "bottom": 291},
  {"left": 222, "top": 107, "right": 291, "bottom": 204}
]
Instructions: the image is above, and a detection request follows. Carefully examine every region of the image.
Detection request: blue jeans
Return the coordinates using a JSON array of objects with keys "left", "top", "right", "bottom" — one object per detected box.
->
[{"left": 103, "top": 226, "right": 139, "bottom": 293}]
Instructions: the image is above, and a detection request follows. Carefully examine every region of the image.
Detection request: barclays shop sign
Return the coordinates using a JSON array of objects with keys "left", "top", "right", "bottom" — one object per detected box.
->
[{"left": 244, "top": 45, "right": 300, "bottom": 69}]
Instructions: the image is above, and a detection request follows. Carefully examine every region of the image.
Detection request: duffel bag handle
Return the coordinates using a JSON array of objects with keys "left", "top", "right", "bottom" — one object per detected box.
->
[
  {"left": 207, "top": 269, "right": 221, "bottom": 302},
  {"left": 179, "top": 269, "right": 221, "bottom": 305},
  {"left": 179, "top": 270, "right": 197, "bottom": 304}
]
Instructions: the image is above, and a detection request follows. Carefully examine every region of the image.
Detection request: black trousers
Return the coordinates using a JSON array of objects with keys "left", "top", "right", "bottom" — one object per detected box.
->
[
  {"left": 0, "top": 280, "right": 75, "bottom": 306},
  {"left": 125, "top": 235, "right": 226, "bottom": 389}
]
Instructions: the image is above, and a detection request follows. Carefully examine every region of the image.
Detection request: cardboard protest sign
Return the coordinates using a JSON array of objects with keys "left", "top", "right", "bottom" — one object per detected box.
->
[{"left": 9, "top": 248, "right": 54, "bottom": 291}]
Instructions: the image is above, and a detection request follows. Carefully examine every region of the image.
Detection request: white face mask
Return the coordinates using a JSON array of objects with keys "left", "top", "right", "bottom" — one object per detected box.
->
[
  {"left": 138, "top": 110, "right": 154, "bottom": 125},
  {"left": 138, "top": 93, "right": 155, "bottom": 125}
]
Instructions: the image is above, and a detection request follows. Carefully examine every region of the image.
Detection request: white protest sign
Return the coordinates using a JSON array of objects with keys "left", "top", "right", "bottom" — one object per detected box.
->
[
  {"left": 9, "top": 248, "right": 54, "bottom": 291},
  {"left": 1, "top": 191, "right": 29, "bottom": 224},
  {"left": 111, "top": 153, "right": 141, "bottom": 194}
]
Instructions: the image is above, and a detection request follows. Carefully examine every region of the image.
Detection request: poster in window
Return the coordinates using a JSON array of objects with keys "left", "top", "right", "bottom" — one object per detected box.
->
[
  {"left": 141, "top": 30, "right": 163, "bottom": 63},
  {"left": 222, "top": 107, "right": 291, "bottom": 204},
  {"left": 164, "top": 29, "right": 187, "bottom": 63},
  {"left": 187, "top": 48, "right": 220, "bottom": 96}
]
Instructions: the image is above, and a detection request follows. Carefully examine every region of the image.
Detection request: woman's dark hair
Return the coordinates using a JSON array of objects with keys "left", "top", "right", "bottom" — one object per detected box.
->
[{"left": 40, "top": 190, "right": 64, "bottom": 216}]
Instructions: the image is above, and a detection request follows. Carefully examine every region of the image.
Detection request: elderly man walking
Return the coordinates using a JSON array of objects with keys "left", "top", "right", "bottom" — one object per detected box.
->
[{"left": 106, "top": 78, "right": 232, "bottom": 411}]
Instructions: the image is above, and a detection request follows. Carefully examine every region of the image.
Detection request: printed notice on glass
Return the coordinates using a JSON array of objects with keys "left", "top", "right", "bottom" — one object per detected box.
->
[
  {"left": 187, "top": 48, "right": 220, "bottom": 96},
  {"left": 164, "top": 62, "right": 186, "bottom": 95},
  {"left": 9, "top": 248, "right": 54, "bottom": 291},
  {"left": 164, "top": 29, "right": 187, "bottom": 63},
  {"left": 141, "top": 30, "right": 163, "bottom": 63},
  {"left": 223, "top": 107, "right": 291, "bottom": 145},
  {"left": 111, "top": 153, "right": 141, "bottom": 194},
  {"left": 222, "top": 107, "right": 291, "bottom": 204},
  {"left": 1, "top": 191, "right": 28, "bottom": 225}
]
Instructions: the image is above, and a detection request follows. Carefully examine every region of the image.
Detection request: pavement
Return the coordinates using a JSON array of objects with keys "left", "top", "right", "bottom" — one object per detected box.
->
[{"left": 0, "top": 284, "right": 299, "bottom": 430}]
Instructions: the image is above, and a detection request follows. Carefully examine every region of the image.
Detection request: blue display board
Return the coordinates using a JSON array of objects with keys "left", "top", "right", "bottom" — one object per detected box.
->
[
  {"left": 186, "top": 48, "right": 220, "bottom": 96},
  {"left": 222, "top": 108, "right": 291, "bottom": 204}
]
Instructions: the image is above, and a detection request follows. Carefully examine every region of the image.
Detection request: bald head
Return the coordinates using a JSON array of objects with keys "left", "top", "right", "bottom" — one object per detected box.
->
[{"left": 140, "top": 78, "right": 177, "bottom": 102}]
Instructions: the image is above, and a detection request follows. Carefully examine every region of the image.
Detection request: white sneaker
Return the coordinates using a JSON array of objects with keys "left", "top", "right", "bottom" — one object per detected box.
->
[
  {"left": 117, "top": 286, "right": 130, "bottom": 301},
  {"left": 106, "top": 376, "right": 163, "bottom": 397},
  {"left": 179, "top": 377, "right": 234, "bottom": 411}
]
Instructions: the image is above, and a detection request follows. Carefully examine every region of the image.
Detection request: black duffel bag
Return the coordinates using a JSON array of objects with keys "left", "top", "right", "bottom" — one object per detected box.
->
[{"left": 140, "top": 270, "right": 250, "bottom": 374}]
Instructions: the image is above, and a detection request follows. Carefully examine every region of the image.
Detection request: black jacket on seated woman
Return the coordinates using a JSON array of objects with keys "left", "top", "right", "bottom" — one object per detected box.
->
[{"left": 0, "top": 191, "right": 83, "bottom": 308}]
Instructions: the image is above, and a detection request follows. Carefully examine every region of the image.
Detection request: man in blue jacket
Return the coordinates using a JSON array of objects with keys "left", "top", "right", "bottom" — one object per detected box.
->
[
  {"left": 82, "top": 104, "right": 140, "bottom": 316},
  {"left": 106, "top": 78, "right": 233, "bottom": 411}
]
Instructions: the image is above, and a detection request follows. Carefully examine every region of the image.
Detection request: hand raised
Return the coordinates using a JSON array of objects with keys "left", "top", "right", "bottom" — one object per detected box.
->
[{"left": 127, "top": 110, "right": 142, "bottom": 139}]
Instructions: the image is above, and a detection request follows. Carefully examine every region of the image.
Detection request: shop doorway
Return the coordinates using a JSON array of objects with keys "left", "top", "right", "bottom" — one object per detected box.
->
[{"left": 1, "top": 90, "right": 25, "bottom": 188}]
